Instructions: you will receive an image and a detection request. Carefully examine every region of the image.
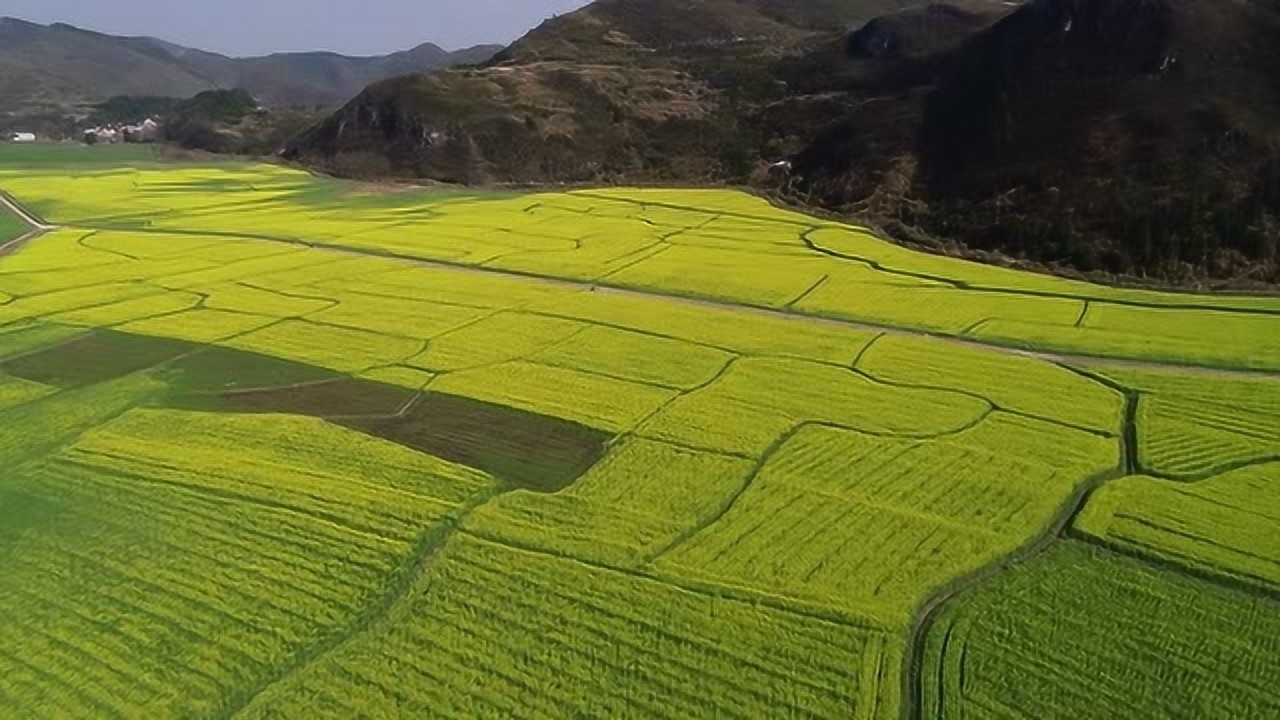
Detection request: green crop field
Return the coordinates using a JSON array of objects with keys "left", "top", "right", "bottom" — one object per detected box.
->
[
  {"left": 0, "top": 204, "right": 27, "bottom": 246},
  {"left": 0, "top": 149, "right": 1276, "bottom": 718}
]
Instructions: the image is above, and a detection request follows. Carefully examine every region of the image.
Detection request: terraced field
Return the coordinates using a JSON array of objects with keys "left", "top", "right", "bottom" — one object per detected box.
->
[{"left": 0, "top": 148, "right": 1277, "bottom": 718}]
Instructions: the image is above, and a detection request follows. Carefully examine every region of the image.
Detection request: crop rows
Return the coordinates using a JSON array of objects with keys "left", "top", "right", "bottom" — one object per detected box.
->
[
  {"left": 235, "top": 534, "right": 896, "bottom": 720},
  {"left": 0, "top": 156, "right": 1276, "bottom": 718},
  {"left": 0, "top": 403, "right": 498, "bottom": 717},
  {"left": 466, "top": 437, "right": 756, "bottom": 566},
  {"left": 1, "top": 164, "right": 1276, "bottom": 370},
  {"left": 1076, "top": 463, "right": 1280, "bottom": 591},
  {"left": 921, "top": 542, "right": 1280, "bottom": 719},
  {"left": 858, "top": 334, "right": 1124, "bottom": 434},
  {"left": 656, "top": 415, "right": 1115, "bottom": 626},
  {"left": 1099, "top": 367, "right": 1280, "bottom": 477}
]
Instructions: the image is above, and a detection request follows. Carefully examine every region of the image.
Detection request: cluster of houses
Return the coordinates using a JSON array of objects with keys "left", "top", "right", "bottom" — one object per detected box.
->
[{"left": 83, "top": 118, "right": 160, "bottom": 145}]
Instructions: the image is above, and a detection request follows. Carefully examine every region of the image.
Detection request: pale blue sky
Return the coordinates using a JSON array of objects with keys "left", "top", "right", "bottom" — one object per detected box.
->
[{"left": 1, "top": 0, "right": 591, "bottom": 55}]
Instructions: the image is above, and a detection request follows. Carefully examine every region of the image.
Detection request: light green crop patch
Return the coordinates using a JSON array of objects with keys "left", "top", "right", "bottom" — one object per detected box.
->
[
  {"left": 656, "top": 415, "right": 1116, "bottom": 627},
  {"left": 1076, "top": 463, "right": 1280, "bottom": 590},
  {"left": 4, "top": 162, "right": 1274, "bottom": 369},
  {"left": 922, "top": 542, "right": 1280, "bottom": 720},
  {"left": 0, "top": 159, "right": 1276, "bottom": 719}
]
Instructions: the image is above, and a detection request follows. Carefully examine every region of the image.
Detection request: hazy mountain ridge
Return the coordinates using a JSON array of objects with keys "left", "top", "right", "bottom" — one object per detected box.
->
[{"left": 0, "top": 17, "right": 501, "bottom": 109}]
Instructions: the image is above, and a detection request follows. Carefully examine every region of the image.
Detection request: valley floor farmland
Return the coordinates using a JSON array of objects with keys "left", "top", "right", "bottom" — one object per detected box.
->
[{"left": 0, "top": 151, "right": 1277, "bottom": 718}]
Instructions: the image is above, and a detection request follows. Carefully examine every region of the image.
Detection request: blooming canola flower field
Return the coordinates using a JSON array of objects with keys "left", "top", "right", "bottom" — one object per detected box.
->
[{"left": 0, "top": 148, "right": 1277, "bottom": 718}]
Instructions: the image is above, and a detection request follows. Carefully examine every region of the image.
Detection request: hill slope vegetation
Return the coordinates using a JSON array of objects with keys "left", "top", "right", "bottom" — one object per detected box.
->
[
  {"left": 0, "top": 17, "right": 500, "bottom": 109},
  {"left": 288, "top": 0, "right": 1280, "bottom": 285}
]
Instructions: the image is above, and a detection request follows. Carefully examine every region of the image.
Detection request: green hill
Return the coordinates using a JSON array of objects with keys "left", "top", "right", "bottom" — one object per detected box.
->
[{"left": 0, "top": 16, "right": 500, "bottom": 110}]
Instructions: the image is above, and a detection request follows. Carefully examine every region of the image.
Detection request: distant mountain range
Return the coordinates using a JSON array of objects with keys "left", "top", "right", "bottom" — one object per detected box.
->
[
  {"left": 0, "top": 17, "right": 501, "bottom": 109},
  {"left": 287, "top": 0, "right": 1280, "bottom": 285}
]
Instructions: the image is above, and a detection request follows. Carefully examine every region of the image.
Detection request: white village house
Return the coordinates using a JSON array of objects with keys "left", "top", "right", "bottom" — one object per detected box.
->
[
  {"left": 84, "top": 118, "right": 159, "bottom": 145},
  {"left": 8, "top": 132, "right": 36, "bottom": 143}
]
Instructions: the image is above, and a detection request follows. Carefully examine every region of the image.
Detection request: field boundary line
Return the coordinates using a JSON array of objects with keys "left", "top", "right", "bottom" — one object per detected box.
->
[
  {"left": 899, "top": 388, "right": 1136, "bottom": 720},
  {"left": 802, "top": 226, "right": 1280, "bottom": 317},
  {"left": 1067, "top": 530, "right": 1280, "bottom": 603},
  {"left": 642, "top": 422, "right": 809, "bottom": 564},
  {"left": 8, "top": 192, "right": 1275, "bottom": 377},
  {"left": 459, "top": 527, "right": 886, "bottom": 633},
  {"left": 0, "top": 191, "right": 55, "bottom": 257},
  {"left": 216, "top": 484, "right": 505, "bottom": 719}
]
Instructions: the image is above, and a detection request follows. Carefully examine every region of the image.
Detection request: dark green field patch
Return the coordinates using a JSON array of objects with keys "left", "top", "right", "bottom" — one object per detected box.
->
[
  {"left": 922, "top": 541, "right": 1280, "bottom": 719},
  {"left": 341, "top": 393, "right": 611, "bottom": 493},
  {"left": 1, "top": 326, "right": 610, "bottom": 492},
  {"left": 0, "top": 323, "right": 88, "bottom": 361},
  {"left": 1, "top": 329, "right": 194, "bottom": 387},
  {"left": 160, "top": 345, "right": 342, "bottom": 394},
  {"left": 0, "top": 487, "right": 63, "bottom": 547},
  {"left": 0, "top": 143, "right": 156, "bottom": 166},
  {"left": 206, "top": 378, "right": 417, "bottom": 417},
  {"left": 0, "top": 203, "right": 28, "bottom": 244}
]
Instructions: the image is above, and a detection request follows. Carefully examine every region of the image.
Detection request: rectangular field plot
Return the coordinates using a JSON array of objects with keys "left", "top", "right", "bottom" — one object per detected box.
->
[
  {"left": 656, "top": 415, "right": 1116, "bottom": 625},
  {"left": 308, "top": 293, "right": 488, "bottom": 340},
  {"left": 341, "top": 392, "right": 611, "bottom": 493},
  {"left": 224, "top": 319, "right": 423, "bottom": 374},
  {"left": 68, "top": 408, "right": 496, "bottom": 519},
  {"left": 0, "top": 322, "right": 86, "bottom": 360},
  {"left": 48, "top": 291, "right": 203, "bottom": 327},
  {"left": 0, "top": 371, "right": 54, "bottom": 411},
  {"left": 858, "top": 334, "right": 1124, "bottom": 434},
  {"left": 0, "top": 409, "right": 494, "bottom": 717},
  {"left": 0, "top": 376, "right": 162, "bottom": 466},
  {"left": 120, "top": 308, "right": 279, "bottom": 344},
  {"left": 972, "top": 311, "right": 1280, "bottom": 372},
  {"left": 1076, "top": 463, "right": 1280, "bottom": 590},
  {"left": 200, "top": 282, "right": 336, "bottom": 318},
  {"left": 1083, "top": 304, "right": 1280, "bottom": 368},
  {"left": 201, "top": 378, "right": 419, "bottom": 419},
  {"left": 407, "top": 311, "right": 585, "bottom": 372},
  {"left": 637, "top": 357, "right": 990, "bottom": 459},
  {"left": 465, "top": 438, "right": 755, "bottom": 566},
  {"left": 794, "top": 282, "right": 1084, "bottom": 336},
  {"left": 0, "top": 329, "right": 195, "bottom": 388},
  {"left": 606, "top": 244, "right": 832, "bottom": 308},
  {"left": 234, "top": 533, "right": 899, "bottom": 720},
  {"left": 1098, "top": 366, "right": 1280, "bottom": 477},
  {"left": 431, "top": 361, "right": 678, "bottom": 433},
  {"left": 531, "top": 324, "right": 735, "bottom": 389},
  {"left": 922, "top": 542, "right": 1280, "bottom": 720},
  {"left": 160, "top": 344, "right": 342, "bottom": 394},
  {"left": 531, "top": 289, "right": 877, "bottom": 364},
  {"left": 0, "top": 281, "right": 164, "bottom": 325}
]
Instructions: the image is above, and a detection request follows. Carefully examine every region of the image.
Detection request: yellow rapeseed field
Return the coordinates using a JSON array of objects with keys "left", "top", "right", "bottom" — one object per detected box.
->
[{"left": 0, "top": 155, "right": 1276, "bottom": 718}]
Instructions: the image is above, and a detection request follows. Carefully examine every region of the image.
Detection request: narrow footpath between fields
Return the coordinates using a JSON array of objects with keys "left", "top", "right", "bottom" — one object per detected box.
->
[
  {"left": 2, "top": 187, "right": 1273, "bottom": 381},
  {"left": 0, "top": 192, "right": 55, "bottom": 257}
]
